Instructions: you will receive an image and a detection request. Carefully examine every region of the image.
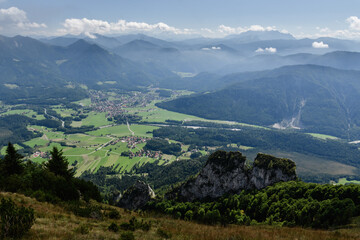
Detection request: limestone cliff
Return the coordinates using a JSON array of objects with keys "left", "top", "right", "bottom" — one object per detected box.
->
[
  {"left": 250, "top": 153, "right": 297, "bottom": 189},
  {"left": 117, "top": 180, "right": 156, "bottom": 210},
  {"left": 166, "top": 151, "right": 296, "bottom": 202}
]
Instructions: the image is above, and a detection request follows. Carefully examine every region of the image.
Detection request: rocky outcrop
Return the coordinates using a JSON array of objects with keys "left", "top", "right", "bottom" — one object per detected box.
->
[
  {"left": 250, "top": 153, "right": 297, "bottom": 189},
  {"left": 166, "top": 151, "right": 296, "bottom": 202},
  {"left": 117, "top": 181, "right": 155, "bottom": 210}
]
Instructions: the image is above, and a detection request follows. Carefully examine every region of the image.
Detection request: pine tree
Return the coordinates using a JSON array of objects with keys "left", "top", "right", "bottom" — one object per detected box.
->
[
  {"left": 45, "top": 147, "right": 74, "bottom": 179},
  {"left": 3, "top": 142, "right": 24, "bottom": 175}
]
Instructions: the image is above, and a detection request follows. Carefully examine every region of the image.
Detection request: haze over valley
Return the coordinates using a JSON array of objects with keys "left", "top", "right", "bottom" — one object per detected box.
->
[{"left": 2, "top": 1, "right": 360, "bottom": 239}]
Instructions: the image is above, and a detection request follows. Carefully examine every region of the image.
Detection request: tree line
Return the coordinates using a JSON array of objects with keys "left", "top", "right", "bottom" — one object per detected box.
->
[
  {"left": 147, "top": 180, "right": 360, "bottom": 229},
  {"left": 153, "top": 126, "right": 360, "bottom": 168},
  {"left": 0, "top": 143, "right": 101, "bottom": 203}
]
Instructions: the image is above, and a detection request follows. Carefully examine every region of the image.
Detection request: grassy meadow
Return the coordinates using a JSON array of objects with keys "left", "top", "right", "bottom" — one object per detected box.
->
[
  {"left": 0, "top": 90, "right": 357, "bottom": 184},
  {"left": 24, "top": 121, "right": 175, "bottom": 177},
  {"left": 2, "top": 192, "right": 360, "bottom": 240}
]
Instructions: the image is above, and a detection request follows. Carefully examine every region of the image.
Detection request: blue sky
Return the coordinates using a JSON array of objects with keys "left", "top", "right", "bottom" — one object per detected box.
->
[{"left": 1, "top": 0, "right": 360, "bottom": 39}]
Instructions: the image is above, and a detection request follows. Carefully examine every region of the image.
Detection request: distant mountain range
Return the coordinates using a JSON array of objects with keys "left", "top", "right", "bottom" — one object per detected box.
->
[
  {"left": 38, "top": 31, "right": 360, "bottom": 74},
  {"left": 225, "top": 30, "right": 296, "bottom": 42},
  {"left": 5, "top": 32, "right": 360, "bottom": 138},
  {"left": 0, "top": 35, "right": 179, "bottom": 104}
]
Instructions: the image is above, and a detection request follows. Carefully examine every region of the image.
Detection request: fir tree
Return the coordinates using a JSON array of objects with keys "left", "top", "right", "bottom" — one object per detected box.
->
[
  {"left": 2, "top": 142, "right": 24, "bottom": 175},
  {"left": 45, "top": 147, "right": 74, "bottom": 179}
]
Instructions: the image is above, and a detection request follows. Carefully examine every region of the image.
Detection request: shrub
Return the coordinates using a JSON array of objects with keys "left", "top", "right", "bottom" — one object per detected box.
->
[
  {"left": 157, "top": 228, "right": 172, "bottom": 239},
  {"left": 0, "top": 198, "right": 35, "bottom": 239},
  {"left": 120, "top": 222, "right": 135, "bottom": 231},
  {"left": 108, "top": 222, "right": 119, "bottom": 232},
  {"left": 67, "top": 202, "right": 103, "bottom": 219},
  {"left": 184, "top": 210, "right": 193, "bottom": 221},
  {"left": 74, "top": 224, "right": 90, "bottom": 235},
  {"left": 139, "top": 219, "right": 151, "bottom": 231},
  {"left": 120, "top": 231, "right": 135, "bottom": 240},
  {"left": 30, "top": 190, "right": 60, "bottom": 204},
  {"left": 108, "top": 209, "right": 121, "bottom": 219},
  {"left": 119, "top": 217, "right": 151, "bottom": 232}
]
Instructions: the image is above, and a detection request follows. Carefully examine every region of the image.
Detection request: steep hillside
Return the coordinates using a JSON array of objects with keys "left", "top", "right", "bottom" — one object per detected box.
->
[
  {"left": 2, "top": 192, "right": 359, "bottom": 240},
  {"left": 157, "top": 65, "right": 360, "bottom": 138},
  {"left": 59, "top": 40, "right": 155, "bottom": 88},
  {"left": 0, "top": 35, "right": 180, "bottom": 104}
]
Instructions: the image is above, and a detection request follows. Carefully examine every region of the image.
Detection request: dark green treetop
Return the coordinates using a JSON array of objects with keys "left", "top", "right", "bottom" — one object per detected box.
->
[
  {"left": 2, "top": 142, "right": 24, "bottom": 175},
  {"left": 45, "top": 147, "right": 74, "bottom": 179}
]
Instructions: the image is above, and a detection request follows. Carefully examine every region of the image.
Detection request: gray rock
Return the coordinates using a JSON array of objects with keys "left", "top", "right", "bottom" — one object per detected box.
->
[
  {"left": 166, "top": 151, "right": 296, "bottom": 202},
  {"left": 117, "top": 180, "right": 155, "bottom": 210}
]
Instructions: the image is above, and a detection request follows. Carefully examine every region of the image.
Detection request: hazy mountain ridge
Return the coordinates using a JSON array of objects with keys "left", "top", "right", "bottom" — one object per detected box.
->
[
  {"left": 157, "top": 65, "right": 360, "bottom": 138},
  {"left": 5, "top": 33, "right": 360, "bottom": 137},
  {"left": 0, "top": 35, "right": 180, "bottom": 104},
  {"left": 38, "top": 32, "right": 360, "bottom": 74}
]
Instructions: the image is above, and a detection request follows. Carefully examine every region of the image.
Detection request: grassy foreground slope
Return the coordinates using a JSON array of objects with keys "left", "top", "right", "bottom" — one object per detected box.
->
[{"left": 1, "top": 192, "right": 360, "bottom": 240}]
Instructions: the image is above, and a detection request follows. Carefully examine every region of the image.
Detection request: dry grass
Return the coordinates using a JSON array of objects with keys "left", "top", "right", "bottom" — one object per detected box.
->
[{"left": 1, "top": 192, "right": 360, "bottom": 240}]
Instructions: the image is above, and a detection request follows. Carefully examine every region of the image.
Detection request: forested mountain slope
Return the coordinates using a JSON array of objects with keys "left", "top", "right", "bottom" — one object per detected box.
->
[{"left": 158, "top": 65, "right": 360, "bottom": 138}]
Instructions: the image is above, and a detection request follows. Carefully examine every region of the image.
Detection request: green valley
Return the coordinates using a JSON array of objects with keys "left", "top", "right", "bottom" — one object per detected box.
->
[{"left": 0, "top": 87, "right": 359, "bottom": 188}]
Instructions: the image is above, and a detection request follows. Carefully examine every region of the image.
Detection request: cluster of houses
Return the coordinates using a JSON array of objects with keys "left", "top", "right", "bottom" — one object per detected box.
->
[
  {"left": 32, "top": 151, "right": 49, "bottom": 158},
  {"left": 128, "top": 149, "right": 161, "bottom": 159},
  {"left": 117, "top": 136, "right": 161, "bottom": 159},
  {"left": 120, "top": 136, "right": 148, "bottom": 149},
  {"left": 89, "top": 90, "right": 160, "bottom": 118},
  {"left": 90, "top": 92, "right": 127, "bottom": 118}
]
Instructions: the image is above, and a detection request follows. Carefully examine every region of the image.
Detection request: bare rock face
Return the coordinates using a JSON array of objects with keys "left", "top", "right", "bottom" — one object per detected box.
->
[
  {"left": 117, "top": 181, "right": 155, "bottom": 210},
  {"left": 250, "top": 153, "right": 297, "bottom": 189},
  {"left": 166, "top": 151, "right": 296, "bottom": 202}
]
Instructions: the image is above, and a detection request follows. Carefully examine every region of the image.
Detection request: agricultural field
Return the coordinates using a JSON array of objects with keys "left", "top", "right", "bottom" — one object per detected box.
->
[
  {"left": 22, "top": 114, "right": 198, "bottom": 177},
  {"left": 2, "top": 88, "right": 358, "bottom": 185},
  {"left": 73, "top": 112, "right": 113, "bottom": 128},
  {"left": 254, "top": 150, "right": 358, "bottom": 176},
  {"left": 125, "top": 100, "right": 205, "bottom": 123},
  {"left": 87, "top": 124, "right": 158, "bottom": 137},
  {"left": 125, "top": 99, "right": 267, "bottom": 129},
  {"left": 1, "top": 144, "right": 23, "bottom": 155},
  {"left": 0, "top": 109, "right": 45, "bottom": 120},
  {"left": 52, "top": 106, "right": 78, "bottom": 118},
  {"left": 307, "top": 133, "right": 339, "bottom": 140},
  {"left": 73, "top": 98, "right": 91, "bottom": 106},
  {"left": 337, "top": 178, "right": 360, "bottom": 185}
]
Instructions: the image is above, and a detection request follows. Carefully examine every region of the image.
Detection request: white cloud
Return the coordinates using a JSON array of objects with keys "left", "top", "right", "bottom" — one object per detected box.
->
[
  {"left": 0, "top": 7, "right": 46, "bottom": 34},
  {"left": 296, "top": 16, "right": 360, "bottom": 40},
  {"left": 57, "top": 18, "right": 192, "bottom": 37},
  {"left": 248, "top": 25, "right": 265, "bottom": 31},
  {"left": 200, "top": 28, "right": 214, "bottom": 34},
  {"left": 316, "top": 27, "right": 330, "bottom": 33},
  {"left": 312, "top": 41, "right": 329, "bottom": 49},
  {"left": 202, "top": 46, "right": 221, "bottom": 51},
  {"left": 265, "top": 47, "right": 277, "bottom": 53},
  {"left": 217, "top": 24, "right": 286, "bottom": 36},
  {"left": 347, "top": 16, "right": 360, "bottom": 31},
  {"left": 218, "top": 24, "right": 242, "bottom": 34},
  {"left": 255, "top": 47, "right": 277, "bottom": 53}
]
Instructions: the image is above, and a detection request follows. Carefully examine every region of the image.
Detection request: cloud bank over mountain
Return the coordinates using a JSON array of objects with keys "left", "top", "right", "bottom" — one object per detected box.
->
[
  {"left": 0, "top": 7, "right": 46, "bottom": 35},
  {"left": 312, "top": 41, "right": 329, "bottom": 48},
  {"left": 3, "top": 5, "right": 360, "bottom": 40}
]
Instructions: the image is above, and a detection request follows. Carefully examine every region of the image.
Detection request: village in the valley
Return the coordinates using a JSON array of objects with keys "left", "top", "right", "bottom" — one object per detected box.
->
[{"left": 30, "top": 90, "right": 170, "bottom": 162}]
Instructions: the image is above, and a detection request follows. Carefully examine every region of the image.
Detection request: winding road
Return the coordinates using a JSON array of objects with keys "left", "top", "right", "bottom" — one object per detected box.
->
[{"left": 44, "top": 108, "right": 65, "bottom": 128}]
